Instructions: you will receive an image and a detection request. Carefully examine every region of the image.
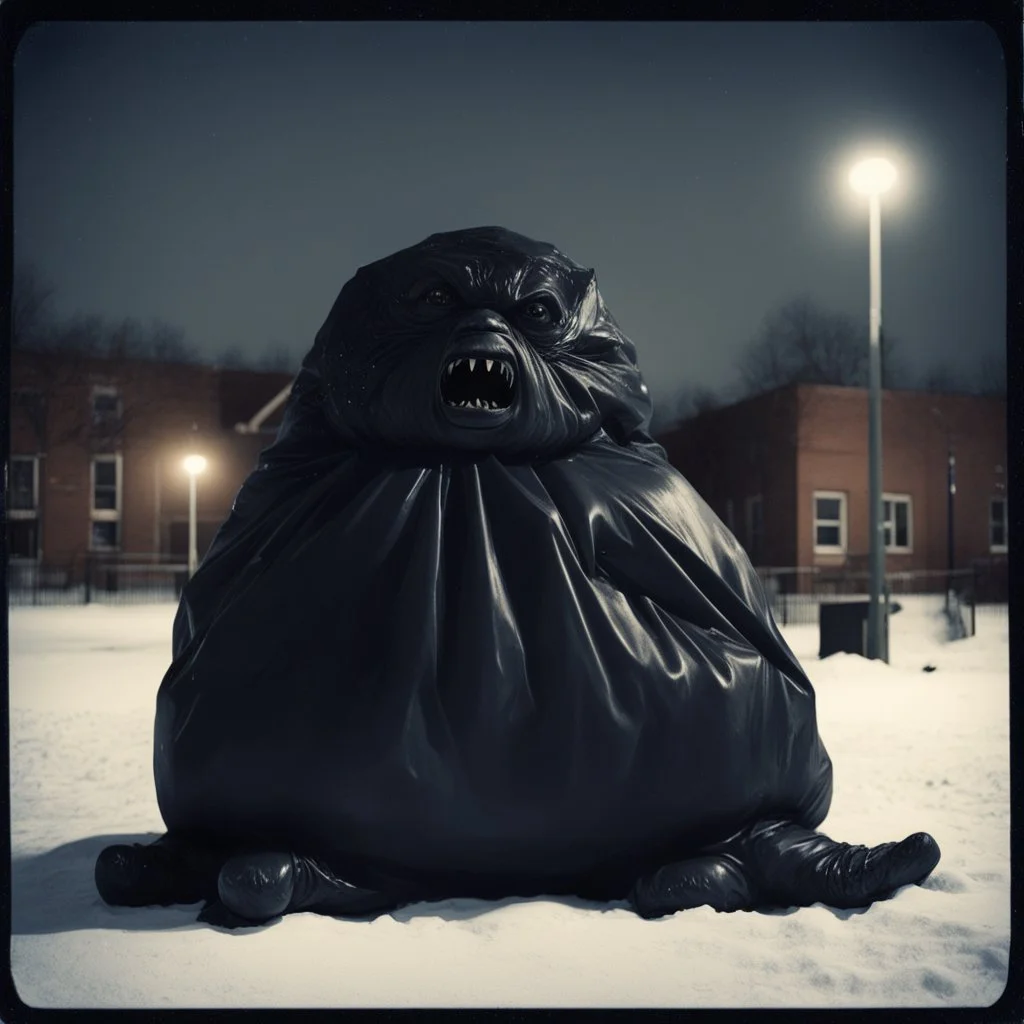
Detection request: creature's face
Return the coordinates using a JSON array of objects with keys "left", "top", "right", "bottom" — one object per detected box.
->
[{"left": 307, "top": 227, "right": 653, "bottom": 457}]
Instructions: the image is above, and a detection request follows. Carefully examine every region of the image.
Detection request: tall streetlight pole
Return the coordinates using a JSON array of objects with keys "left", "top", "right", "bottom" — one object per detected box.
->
[
  {"left": 850, "top": 157, "right": 897, "bottom": 662},
  {"left": 183, "top": 454, "right": 207, "bottom": 577},
  {"left": 931, "top": 407, "right": 956, "bottom": 608}
]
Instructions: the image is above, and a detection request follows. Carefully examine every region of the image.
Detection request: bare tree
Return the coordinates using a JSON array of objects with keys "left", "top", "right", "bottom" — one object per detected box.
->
[
  {"left": 46, "top": 312, "right": 106, "bottom": 355},
  {"left": 879, "top": 328, "right": 911, "bottom": 390},
  {"left": 256, "top": 342, "right": 300, "bottom": 374},
  {"left": 146, "top": 318, "right": 201, "bottom": 364},
  {"left": 737, "top": 297, "right": 869, "bottom": 396},
  {"left": 11, "top": 268, "right": 203, "bottom": 458},
  {"left": 918, "top": 360, "right": 968, "bottom": 394},
  {"left": 736, "top": 296, "right": 911, "bottom": 397},
  {"left": 213, "top": 342, "right": 298, "bottom": 373},
  {"left": 214, "top": 346, "right": 249, "bottom": 369},
  {"left": 971, "top": 350, "right": 1006, "bottom": 396},
  {"left": 649, "top": 383, "right": 723, "bottom": 434},
  {"left": 11, "top": 263, "right": 55, "bottom": 349}
]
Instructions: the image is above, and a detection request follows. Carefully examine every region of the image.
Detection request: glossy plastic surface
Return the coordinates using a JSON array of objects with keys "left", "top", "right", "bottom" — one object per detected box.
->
[{"left": 153, "top": 227, "right": 833, "bottom": 895}]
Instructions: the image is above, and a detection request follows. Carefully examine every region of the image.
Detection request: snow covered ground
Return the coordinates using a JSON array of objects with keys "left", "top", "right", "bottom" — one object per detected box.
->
[{"left": 7, "top": 597, "right": 1010, "bottom": 1009}]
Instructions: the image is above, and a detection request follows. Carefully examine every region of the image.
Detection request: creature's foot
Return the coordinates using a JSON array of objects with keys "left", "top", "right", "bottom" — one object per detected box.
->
[
  {"left": 630, "top": 854, "right": 753, "bottom": 919},
  {"left": 741, "top": 820, "right": 942, "bottom": 910},
  {"left": 214, "top": 851, "right": 402, "bottom": 925},
  {"left": 94, "top": 832, "right": 227, "bottom": 907}
]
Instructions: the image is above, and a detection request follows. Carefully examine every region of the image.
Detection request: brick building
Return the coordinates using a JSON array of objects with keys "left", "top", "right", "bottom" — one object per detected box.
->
[
  {"left": 10, "top": 359, "right": 1008, "bottom": 597},
  {"left": 8, "top": 348, "right": 294, "bottom": 583},
  {"left": 657, "top": 383, "right": 1008, "bottom": 586}
]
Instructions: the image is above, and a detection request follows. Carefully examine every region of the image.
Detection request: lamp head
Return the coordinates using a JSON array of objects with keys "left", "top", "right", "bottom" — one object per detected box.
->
[
  {"left": 849, "top": 158, "right": 898, "bottom": 197},
  {"left": 183, "top": 454, "right": 207, "bottom": 476}
]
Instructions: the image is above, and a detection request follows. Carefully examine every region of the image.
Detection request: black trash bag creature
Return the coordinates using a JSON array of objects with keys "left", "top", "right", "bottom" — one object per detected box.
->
[{"left": 96, "top": 227, "right": 940, "bottom": 926}]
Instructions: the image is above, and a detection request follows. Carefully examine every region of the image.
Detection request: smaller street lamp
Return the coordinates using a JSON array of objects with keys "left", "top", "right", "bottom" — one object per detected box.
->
[{"left": 183, "top": 454, "right": 207, "bottom": 577}]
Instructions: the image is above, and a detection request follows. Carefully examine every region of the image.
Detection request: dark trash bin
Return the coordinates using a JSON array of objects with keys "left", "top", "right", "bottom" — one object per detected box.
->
[
  {"left": 819, "top": 600, "right": 870, "bottom": 659},
  {"left": 818, "top": 599, "right": 898, "bottom": 659}
]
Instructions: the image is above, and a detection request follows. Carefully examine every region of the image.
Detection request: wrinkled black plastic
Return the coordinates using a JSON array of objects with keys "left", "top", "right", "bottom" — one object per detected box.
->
[{"left": 154, "top": 227, "right": 833, "bottom": 898}]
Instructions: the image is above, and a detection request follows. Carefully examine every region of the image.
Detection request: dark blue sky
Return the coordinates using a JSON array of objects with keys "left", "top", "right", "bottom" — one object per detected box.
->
[{"left": 13, "top": 20, "right": 1005, "bottom": 407}]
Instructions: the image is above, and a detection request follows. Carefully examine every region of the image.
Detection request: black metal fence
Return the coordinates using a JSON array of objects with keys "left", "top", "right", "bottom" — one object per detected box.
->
[
  {"left": 755, "top": 559, "right": 1009, "bottom": 637},
  {"left": 8, "top": 555, "right": 188, "bottom": 607},
  {"left": 8, "top": 553, "right": 1010, "bottom": 632}
]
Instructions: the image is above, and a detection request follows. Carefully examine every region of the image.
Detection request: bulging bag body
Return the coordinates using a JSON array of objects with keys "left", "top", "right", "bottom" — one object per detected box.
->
[
  {"left": 155, "top": 394, "right": 832, "bottom": 893},
  {"left": 154, "top": 226, "right": 833, "bottom": 896}
]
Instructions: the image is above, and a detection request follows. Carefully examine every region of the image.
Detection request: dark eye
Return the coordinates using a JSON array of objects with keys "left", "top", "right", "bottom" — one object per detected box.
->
[
  {"left": 522, "top": 300, "right": 554, "bottom": 323},
  {"left": 424, "top": 285, "right": 455, "bottom": 307}
]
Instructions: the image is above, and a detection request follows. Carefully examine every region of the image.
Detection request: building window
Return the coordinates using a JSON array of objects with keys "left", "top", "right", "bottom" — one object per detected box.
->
[
  {"left": 7, "top": 456, "right": 39, "bottom": 560},
  {"left": 813, "top": 491, "right": 847, "bottom": 554},
  {"left": 9, "top": 456, "right": 38, "bottom": 513},
  {"left": 990, "top": 498, "right": 1007, "bottom": 553},
  {"left": 91, "top": 386, "right": 122, "bottom": 429},
  {"left": 14, "top": 388, "right": 46, "bottom": 437},
  {"left": 745, "top": 494, "right": 764, "bottom": 564},
  {"left": 882, "top": 494, "right": 913, "bottom": 553},
  {"left": 8, "top": 520, "right": 40, "bottom": 561},
  {"left": 90, "top": 454, "right": 122, "bottom": 551}
]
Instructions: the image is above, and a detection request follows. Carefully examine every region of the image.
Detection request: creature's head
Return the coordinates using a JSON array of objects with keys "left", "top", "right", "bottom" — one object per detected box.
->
[{"left": 301, "top": 227, "right": 653, "bottom": 458}]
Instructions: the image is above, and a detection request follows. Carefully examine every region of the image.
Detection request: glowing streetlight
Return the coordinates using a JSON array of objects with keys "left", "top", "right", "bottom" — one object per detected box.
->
[
  {"left": 849, "top": 157, "right": 897, "bottom": 662},
  {"left": 183, "top": 454, "right": 207, "bottom": 577},
  {"left": 849, "top": 158, "right": 898, "bottom": 197}
]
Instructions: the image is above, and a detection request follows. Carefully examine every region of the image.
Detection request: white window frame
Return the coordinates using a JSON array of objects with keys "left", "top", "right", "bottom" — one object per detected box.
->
[
  {"left": 882, "top": 493, "right": 913, "bottom": 553},
  {"left": 91, "top": 385, "right": 122, "bottom": 427},
  {"left": 813, "top": 490, "right": 848, "bottom": 554},
  {"left": 989, "top": 497, "right": 1008, "bottom": 554},
  {"left": 8, "top": 455, "right": 40, "bottom": 562},
  {"left": 8, "top": 455, "right": 39, "bottom": 519},
  {"left": 90, "top": 454, "right": 123, "bottom": 551}
]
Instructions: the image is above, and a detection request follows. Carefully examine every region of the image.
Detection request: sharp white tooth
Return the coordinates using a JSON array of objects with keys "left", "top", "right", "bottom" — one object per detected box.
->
[
  {"left": 460, "top": 400, "right": 468, "bottom": 407},
  {"left": 485, "top": 359, "right": 494, "bottom": 373},
  {"left": 447, "top": 363, "right": 454, "bottom": 375},
  {"left": 489, "top": 400, "right": 497, "bottom": 409},
  {"left": 468, "top": 358, "right": 476, "bottom": 372},
  {"left": 475, "top": 398, "right": 484, "bottom": 408}
]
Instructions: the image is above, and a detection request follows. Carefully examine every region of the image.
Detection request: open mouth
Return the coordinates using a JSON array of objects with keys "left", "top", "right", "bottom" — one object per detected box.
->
[{"left": 440, "top": 356, "right": 516, "bottom": 411}]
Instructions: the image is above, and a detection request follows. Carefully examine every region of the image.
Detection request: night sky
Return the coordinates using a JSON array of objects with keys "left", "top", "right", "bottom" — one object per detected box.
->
[{"left": 13, "top": 20, "right": 1006, "bottom": 410}]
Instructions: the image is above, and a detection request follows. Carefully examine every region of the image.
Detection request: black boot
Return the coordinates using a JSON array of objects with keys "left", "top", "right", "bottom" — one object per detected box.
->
[
  {"left": 741, "top": 819, "right": 941, "bottom": 910},
  {"left": 630, "top": 854, "right": 753, "bottom": 919},
  {"left": 95, "top": 833, "right": 228, "bottom": 907},
  {"left": 214, "top": 851, "right": 403, "bottom": 924}
]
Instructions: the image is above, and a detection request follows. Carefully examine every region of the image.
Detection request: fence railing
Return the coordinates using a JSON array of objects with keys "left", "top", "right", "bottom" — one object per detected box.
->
[
  {"left": 8, "top": 554, "right": 1009, "bottom": 627},
  {"left": 754, "top": 561, "right": 1008, "bottom": 636},
  {"left": 8, "top": 556, "right": 189, "bottom": 607}
]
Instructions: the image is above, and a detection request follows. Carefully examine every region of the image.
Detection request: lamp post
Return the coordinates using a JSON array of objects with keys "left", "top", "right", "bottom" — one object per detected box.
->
[
  {"left": 931, "top": 407, "right": 956, "bottom": 607},
  {"left": 850, "top": 157, "right": 897, "bottom": 662},
  {"left": 183, "top": 454, "right": 207, "bottom": 577}
]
